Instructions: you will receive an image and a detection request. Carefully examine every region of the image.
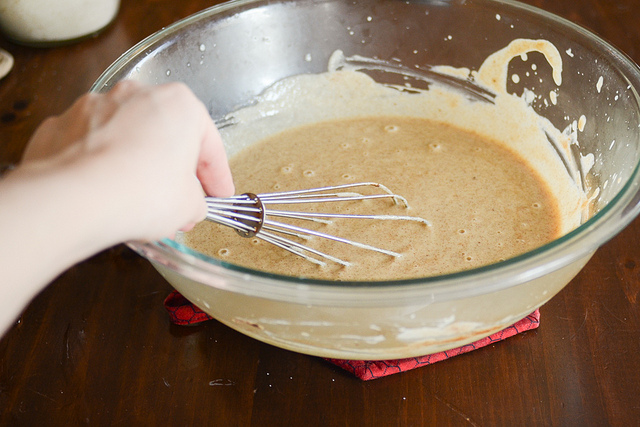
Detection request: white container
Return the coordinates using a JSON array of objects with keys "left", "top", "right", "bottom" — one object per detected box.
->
[
  {"left": 0, "top": 0, "right": 120, "bottom": 46},
  {"left": 0, "top": 48, "right": 12, "bottom": 79}
]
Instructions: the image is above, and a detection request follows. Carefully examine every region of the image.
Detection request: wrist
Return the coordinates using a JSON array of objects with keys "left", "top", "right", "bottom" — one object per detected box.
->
[{"left": 1, "top": 157, "right": 125, "bottom": 277}]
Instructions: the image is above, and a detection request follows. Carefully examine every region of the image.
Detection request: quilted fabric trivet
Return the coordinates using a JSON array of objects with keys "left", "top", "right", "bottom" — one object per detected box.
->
[{"left": 164, "top": 290, "right": 540, "bottom": 380}]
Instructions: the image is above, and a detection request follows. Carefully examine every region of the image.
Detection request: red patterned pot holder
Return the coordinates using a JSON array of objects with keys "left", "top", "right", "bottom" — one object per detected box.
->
[{"left": 164, "top": 290, "right": 540, "bottom": 380}]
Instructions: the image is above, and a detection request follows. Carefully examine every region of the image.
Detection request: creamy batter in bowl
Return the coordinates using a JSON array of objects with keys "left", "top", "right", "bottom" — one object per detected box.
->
[{"left": 92, "top": 0, "right": 640, "bottom": 359}]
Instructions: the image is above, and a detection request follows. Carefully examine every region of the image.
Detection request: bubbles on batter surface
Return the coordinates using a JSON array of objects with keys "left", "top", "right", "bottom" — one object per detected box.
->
[
  {"left": 460, "top": 252, "right": 473, "bottom": 262},
  {"left": 218, "top": 248, "right": 230, "bottom": 257},
  {"left": 303, "top": 170, "right": 316, "bottom": 177},
  {"left": 281, "top": 165, "right": 294, "bottom": 174},
  {"left": 384, "top": 124, "right": 399, "bottom": 133}
]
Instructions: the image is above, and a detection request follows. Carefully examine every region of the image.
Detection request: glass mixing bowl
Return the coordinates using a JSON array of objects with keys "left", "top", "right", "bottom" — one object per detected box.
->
[{"left": 92, "top": 0, "right": 640, "bottom": 359}]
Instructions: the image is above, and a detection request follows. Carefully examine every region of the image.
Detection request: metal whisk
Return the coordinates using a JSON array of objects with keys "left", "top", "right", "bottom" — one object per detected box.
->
[{"left": 204, "top": 182, "right": 431, "bottom": 266}]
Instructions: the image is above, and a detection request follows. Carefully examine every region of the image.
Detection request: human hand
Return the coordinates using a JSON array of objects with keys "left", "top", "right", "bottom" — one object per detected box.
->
[
  {"left": 21, "top": 80, "right": 235, "bottom": 242},
  {"left": 0, "top": 80, "right": 235, "bottom": 334}
]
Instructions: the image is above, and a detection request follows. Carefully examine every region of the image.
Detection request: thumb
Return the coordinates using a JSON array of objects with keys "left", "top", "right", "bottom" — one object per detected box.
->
[{"left": 197, "top": 118, "right": 235, "bottom": 197}]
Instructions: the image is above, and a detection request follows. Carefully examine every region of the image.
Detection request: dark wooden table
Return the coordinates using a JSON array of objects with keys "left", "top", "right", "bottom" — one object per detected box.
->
[{"left": 1, "top": 0, "right": 639, "bottom": 425}]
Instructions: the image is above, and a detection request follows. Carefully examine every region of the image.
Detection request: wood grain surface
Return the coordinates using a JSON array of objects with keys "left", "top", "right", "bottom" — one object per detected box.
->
[{"left": 1, "top": 0, "right": 639, "bottom": 425}]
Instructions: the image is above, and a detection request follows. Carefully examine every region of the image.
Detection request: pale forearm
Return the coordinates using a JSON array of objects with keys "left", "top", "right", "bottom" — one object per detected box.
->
[{"left": 0, "top": 162, "right": 124, "bottom": 333}]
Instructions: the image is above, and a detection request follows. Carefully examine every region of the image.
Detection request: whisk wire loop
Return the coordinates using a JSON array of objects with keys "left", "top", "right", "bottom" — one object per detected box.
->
[{"left": 204, "top": 182, "right": 430, "bottom": 266}]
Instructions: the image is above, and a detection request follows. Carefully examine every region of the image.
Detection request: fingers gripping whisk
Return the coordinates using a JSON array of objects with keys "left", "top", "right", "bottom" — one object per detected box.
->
[{"left": 204, "top": 182, "right": 431, "bottom": 267}]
